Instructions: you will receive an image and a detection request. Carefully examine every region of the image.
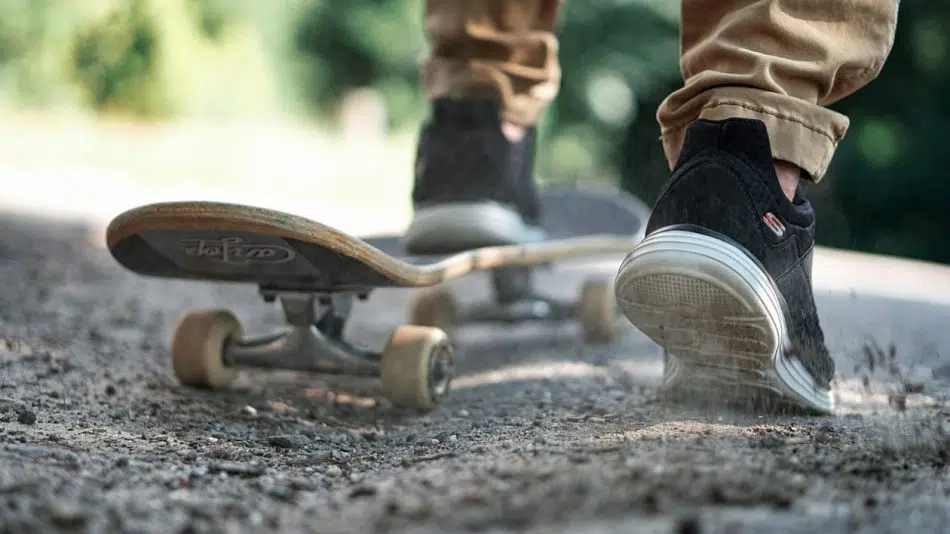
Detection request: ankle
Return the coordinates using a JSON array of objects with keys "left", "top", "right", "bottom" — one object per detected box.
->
[
  {"left": 502, "top": 122, "right": 527, "bottom": 142},
  {"left": 774, "top": 160, "right": 801, "bottom": 201}
]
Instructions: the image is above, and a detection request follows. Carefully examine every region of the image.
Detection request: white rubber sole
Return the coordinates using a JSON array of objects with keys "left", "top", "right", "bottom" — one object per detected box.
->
[
  {"left": 406, "top": 202, "right": 545, "bottom": 253},
  {"left": 614, "top": 229, "right": 835, "bottom": 414}
]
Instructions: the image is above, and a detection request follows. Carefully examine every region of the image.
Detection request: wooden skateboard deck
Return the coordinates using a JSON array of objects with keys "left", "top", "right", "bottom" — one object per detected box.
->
[{"left": 106, "top": 185, "right": 650, "bottom": 293}]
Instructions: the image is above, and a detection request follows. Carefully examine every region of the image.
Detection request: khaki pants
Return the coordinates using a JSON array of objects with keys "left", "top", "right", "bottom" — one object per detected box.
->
[{"left": 420, "top": 0, "right": 900, "bottom": 181}]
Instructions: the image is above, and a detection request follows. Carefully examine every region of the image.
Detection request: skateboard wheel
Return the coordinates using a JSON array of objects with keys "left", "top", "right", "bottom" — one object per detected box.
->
[
  {"left": 380, "top": 325, "right": 455, "bottom": 410},
  {"left": 578, "top": 279, "right": 617, "bottom": 344},
  {"left": 408, "top": 288, "right": 458, "bottom": 336},
  {"left": 170, "top": 309, "right": 242, "bottom": 389}
]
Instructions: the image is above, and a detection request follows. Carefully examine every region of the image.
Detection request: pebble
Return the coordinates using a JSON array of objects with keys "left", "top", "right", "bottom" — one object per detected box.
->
[
  {"left": 268, "top": 434, "right": 308, "bottom": 450},
  {"left": 48, "top": 502, "right": 86, "bottom": 528},
  {"left": 0, "top": 398, "right": 37, "bottom": 425},
  {"left": 241, "top": 405, "right": 258, "bottom": 417},
  {"left": 290, "top": 477, "right": 317, "bottom": 491},
  {"left": 208, "top": 461, "right": 265, "bottom": 478},
  {"left": 17, "top": 409, "right": 36, "bottom": 425},
  {"left": 325, "top": 465, "right": 343, "bottom": 477},
  {"left": 458, "top": 409, "right": 470, "bottom": 417},
  {"left": 361, "top": 430, "right": 382, "bottom": 442},
  {"left": 349, "top": 485, "right": 377, "bottom": 498},
  {"left": 448, "top": 435, "right": 458, "bottom": 443},
  {"left": 675, "top": 514, "right": 701, "bottom": 534}
]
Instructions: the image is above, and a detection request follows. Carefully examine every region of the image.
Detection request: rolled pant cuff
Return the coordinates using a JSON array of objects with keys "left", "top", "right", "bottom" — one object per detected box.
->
[
  {"left": 659, "top": 87, "right": 851, "bottom": 182},
  {"left": 420, "top": 56, "right": 559, "bottom": 127}
]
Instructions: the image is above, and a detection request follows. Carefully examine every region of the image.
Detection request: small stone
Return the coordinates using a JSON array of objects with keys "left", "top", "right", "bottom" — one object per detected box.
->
[
  {"left": 105, "top": 384, "right": 117, "bottom": 396},
  {"left": 325, "top": 465, "right": 343, "bottom": 477},
  {"left": 458, "top": 409, "right": 470, "bottom": 417},
  {"left": 349, "top": 485, "right": 377, "bottom": 499},
  {"left": 17, "top": 409, "right": 36, "bottom": 425},
  {"left": 268, "top": 401, "right": 297, "bottom": 413},
  {"left": 208, "top": 461, "right": 264, "bottom": 478},
  {"left": 0, "top": 398, "right": 35, "bottom": 425},
  {"left": 49, "top": 502, "right": 86, "bottom": 528},
  {"left": 241, "top": 405, "right": 258, "bottom": 417},
  {"left": 448, "top": 435, "right": 458, "bottom": 443},
  {"left": 675, "top": 514, "right": 701, "bottom": 534},
  {"left": 268, "top": 434, "right": 308, "bottom": 450},
  {"left": 290, "top": 477, "right": 317, "bottom": 491},
  {"left": 267, "top": 486, "right": 294, "bottom": 502}
]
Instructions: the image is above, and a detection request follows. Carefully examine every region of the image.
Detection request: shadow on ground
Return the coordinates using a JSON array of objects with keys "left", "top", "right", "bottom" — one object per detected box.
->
[{"left": 2, "top": 210, "right": 950, "bottom": 533}]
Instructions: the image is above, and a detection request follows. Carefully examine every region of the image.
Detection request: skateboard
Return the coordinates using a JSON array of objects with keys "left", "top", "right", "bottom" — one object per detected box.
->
[{"left": 105, "top": 184, "right": 651, "bottom": 411}]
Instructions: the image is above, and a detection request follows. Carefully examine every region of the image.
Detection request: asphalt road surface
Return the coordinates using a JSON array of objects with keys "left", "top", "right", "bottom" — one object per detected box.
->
[{"left": 2, "top": 210, "right": 950, "bottom": 534}]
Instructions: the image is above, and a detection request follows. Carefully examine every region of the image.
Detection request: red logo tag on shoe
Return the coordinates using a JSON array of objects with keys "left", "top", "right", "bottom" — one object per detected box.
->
[{"left": 763, "top": 212, "right": 786, "bottom": 238}]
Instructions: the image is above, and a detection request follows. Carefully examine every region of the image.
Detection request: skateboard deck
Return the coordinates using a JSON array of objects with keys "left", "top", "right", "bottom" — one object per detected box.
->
[
  {"left": 106, "top": 184, "right": 650, "bottom": 293},
  {"left": 104, "top": 185, "right": 650, "bottom": 412}
]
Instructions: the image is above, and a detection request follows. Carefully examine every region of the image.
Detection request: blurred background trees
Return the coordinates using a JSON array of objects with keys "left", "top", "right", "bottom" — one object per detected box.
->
[{"left": 0, "top": 0, "right": 945, "bottom": 263}]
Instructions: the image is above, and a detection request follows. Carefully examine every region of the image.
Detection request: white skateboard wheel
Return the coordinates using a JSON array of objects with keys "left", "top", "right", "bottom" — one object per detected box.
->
[
  {"left": 380, "top": 325, "right": 455, "bottom": 410},
  {"left": 170, "top": 309, "right": 242, "bottom": 389}
]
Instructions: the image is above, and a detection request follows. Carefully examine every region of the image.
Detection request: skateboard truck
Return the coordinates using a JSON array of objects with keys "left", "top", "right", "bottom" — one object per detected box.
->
[
  {"left": 167, "top": 289, "right": 456, "bottom": 411},
  {"left": 409, "top": 265, "right": 619, "bottom": 343}
]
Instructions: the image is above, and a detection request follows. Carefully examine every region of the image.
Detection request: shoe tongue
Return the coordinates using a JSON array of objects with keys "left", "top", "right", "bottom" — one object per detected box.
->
[{"left": 676, "top": 118, "right": 774, "bottom": 174}]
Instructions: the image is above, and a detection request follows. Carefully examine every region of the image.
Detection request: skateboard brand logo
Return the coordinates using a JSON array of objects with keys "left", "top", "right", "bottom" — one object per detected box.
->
[{"left": 180, "top": 237, "right": 296, "bottom": 264}]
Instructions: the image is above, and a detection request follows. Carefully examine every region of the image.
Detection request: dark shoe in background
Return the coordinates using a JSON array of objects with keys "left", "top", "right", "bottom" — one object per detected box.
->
[{"left": 406, "top": 98, "right": 545, "bottom": 255}]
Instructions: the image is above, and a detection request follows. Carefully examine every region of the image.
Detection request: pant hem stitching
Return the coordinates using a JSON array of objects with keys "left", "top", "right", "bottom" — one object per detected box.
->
[{"left": 663, "top": 100, "right": 840, "bottom": 145}]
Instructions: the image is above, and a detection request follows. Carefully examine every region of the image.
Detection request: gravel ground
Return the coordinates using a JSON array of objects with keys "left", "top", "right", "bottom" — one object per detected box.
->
[{"left": 2, "top": 210, "right": 950, "bottom": 534}]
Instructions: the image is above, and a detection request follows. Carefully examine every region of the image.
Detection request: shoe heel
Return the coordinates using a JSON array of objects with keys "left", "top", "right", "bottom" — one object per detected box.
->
[{"left": 613, "top": 229, "right": 833, "bottom": 413}]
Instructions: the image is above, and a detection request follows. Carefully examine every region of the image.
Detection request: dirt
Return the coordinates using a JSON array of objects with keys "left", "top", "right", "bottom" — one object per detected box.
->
[{"left": 2, "top": 210, "right": 950, "bottom": 534}]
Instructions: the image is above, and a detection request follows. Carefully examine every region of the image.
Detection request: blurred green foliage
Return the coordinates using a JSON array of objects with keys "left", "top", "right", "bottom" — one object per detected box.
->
[
  {"left": 0, "top": 0, "right": 301, "bottom": 117},
  {"left": 817, "top": 0, "right": 950, "bottom": 264},
  {"left": 0, "top": 0, "right": 945, "bottom": 264}
]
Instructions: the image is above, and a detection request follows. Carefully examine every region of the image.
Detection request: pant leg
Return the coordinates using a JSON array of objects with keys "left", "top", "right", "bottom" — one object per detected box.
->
[
  {"left": 657, "top": 0, "right": 901, "bottom": 181},
  {"left": 420, "top": 0, "right": 562, "bottom": 126}
]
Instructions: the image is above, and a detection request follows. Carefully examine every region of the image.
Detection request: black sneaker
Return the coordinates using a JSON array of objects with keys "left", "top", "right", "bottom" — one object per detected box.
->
[
  {"left": 613, "top": 118, "right": 835, "bottom": 414},
  {"left": 405, "top": 98, "right": 545, "bottom": 254}
]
